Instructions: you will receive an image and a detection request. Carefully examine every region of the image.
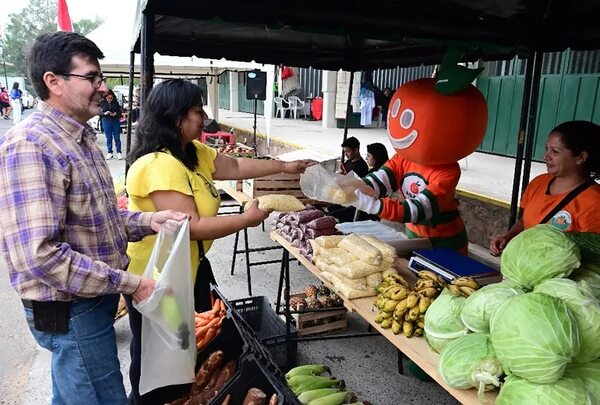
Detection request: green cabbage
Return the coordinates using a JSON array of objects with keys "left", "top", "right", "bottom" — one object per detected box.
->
[
  {"left": 566, "top": 360, "right": 600, "bottom": 402},
  {"left": 424, "top": 288, "right": 469, "bottom": 353},
  {"left": 438, "top": 333, "right": 502, "bottom": 398},
  {"left": 501, "top": 224, "right": 581, "bottom": 290},
  {"left": 489, "top": 292, "right": 579, "bottom": 383},
  {"left": 496, "top": 375, "right": 594, "bottom": 405},
  {"left": 534, "top": 278, "right": 600, "bottom": 362},
  {"left": 570, "top": 264, "right": 600, "bottom": 299},
  {"left": 460, "top": 280, "right": 524, "bottom": 333}
]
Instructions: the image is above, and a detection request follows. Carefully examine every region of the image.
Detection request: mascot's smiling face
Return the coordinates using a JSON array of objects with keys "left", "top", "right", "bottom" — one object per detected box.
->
[{"left": 387, "top": 78, "right": 488, "bottom": 165}]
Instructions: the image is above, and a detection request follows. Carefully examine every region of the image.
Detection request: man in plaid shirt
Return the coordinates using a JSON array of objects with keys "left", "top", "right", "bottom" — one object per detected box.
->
[{"left": 0, "top": 32, "right": 188, "bottom": 404}]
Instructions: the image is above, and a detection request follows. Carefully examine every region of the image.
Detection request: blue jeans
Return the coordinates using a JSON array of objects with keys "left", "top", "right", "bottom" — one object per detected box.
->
[
  {"left": 102, "top": 118, "right": 122, "bottom": 154},
  {"left": 24, "top": 295, "right": 127, "bottom": 405}
]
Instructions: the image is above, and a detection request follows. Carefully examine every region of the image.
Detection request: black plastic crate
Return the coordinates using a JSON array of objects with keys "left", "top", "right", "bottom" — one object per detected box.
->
[
  {"left": 229, "top": 296, "right": 298, "bottom": 370},
  {"left": 211, "top": 354, "right": 300, "bottom": 405}
]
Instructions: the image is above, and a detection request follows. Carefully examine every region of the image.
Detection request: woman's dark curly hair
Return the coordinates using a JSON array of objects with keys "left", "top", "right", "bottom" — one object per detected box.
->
[
  {"left": 551, "top": 120, "right": 600, "bottom": 180},
  {"left": 128, "top": 79, "right": 204, "bottom": 170}
]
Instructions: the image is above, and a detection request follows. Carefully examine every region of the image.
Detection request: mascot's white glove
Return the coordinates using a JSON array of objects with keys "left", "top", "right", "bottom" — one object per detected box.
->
[{"left": 351, "top": 190, "right": 381, "bottom": 215}]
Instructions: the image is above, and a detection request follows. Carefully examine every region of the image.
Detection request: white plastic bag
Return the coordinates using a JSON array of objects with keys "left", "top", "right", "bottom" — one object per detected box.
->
[
  {"left": 300, "top": 164, "right": 366, "bottom": 204},
  {"left": 133, "top": 220, "right": 196, "bottom": 395}
]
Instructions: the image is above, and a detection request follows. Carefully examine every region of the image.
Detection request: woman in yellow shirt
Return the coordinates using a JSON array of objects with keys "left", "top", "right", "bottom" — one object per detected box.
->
[{"left": 125, "top": 79, "right": 314, "bottom": 404}]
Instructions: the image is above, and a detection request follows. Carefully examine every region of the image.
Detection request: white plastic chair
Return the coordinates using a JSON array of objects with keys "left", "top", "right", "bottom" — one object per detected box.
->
[
  {"left": 274, "top": 97, "right": 291, "bottom": 118},
  {"left": 287, "top": 96, "right": 306, "bottom": 119}
]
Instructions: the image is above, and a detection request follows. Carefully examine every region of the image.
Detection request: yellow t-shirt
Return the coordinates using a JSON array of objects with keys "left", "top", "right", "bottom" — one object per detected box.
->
[{"left": 126, "top": 140, "right": 221, "bottom": 277}]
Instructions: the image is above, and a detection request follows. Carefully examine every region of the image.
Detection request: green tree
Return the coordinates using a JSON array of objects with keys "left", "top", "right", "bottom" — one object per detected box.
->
[{"left": 1, "top": 0, "right": 103, "bottom": 76}]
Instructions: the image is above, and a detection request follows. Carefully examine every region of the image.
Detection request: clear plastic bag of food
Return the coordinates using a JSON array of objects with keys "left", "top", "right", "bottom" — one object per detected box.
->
[{"left": 300, "top": 164, "right": 366, "bottom": 204}]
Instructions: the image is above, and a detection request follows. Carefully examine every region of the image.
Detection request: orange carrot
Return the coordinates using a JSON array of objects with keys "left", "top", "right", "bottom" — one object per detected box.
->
[
  {"left": 219, "top": 300, "right": 226, "bottom": 314},
  {"left": 212, "top": 298, "right": 221, "bottom": 313},
  {"left": 196, "top": 317, "right": 220, "bottom": 337},
  {"left": 197, "top": 327, "right": 218, "bottom": 351}
]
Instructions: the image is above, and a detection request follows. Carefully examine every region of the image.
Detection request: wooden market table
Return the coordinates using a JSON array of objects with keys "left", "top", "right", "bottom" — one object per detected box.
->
[
  {"left": 215, "top": 181, "right": 285, "bottom": 295},
  {"left": 269, "top": 231, "right": 497, "bottom": 405}
]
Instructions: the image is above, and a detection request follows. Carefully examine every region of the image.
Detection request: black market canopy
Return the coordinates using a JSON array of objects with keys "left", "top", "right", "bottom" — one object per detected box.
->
[
  {"left": 131, "top": 0, "right": 600, "bottom": 226},
  {"left": 132, "top": 0, "right": 600, "bottom": 70}
]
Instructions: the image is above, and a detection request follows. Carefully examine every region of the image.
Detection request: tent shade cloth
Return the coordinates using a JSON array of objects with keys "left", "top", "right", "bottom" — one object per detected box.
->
[{"left": 133, "top": 0, "right": 600, "bottom": 71}]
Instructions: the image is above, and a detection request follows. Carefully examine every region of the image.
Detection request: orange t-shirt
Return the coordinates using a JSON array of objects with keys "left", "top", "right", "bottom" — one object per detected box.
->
[
  {"left": 371, "top": 153, "right": 467, "bottom": 252},
  {"left": 521, "top": 173, "right": 600, "bottom": 232}
]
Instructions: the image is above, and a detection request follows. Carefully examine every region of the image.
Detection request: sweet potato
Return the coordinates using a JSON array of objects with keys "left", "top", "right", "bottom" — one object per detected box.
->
[
  {"left": 268, "top": 394, "right": 278, "bottom": 405},
  {"left": 212, "top": 359, "right": 237, "bottom": 395},
  {"left": 192, "top": 350, "right": 224, "bottom": 394},
  {"left": 242, "top": 388, "right": 267, "bottom": 405},
  {"left": 306, "top": 216, "right": 337, "bottom": 230}
]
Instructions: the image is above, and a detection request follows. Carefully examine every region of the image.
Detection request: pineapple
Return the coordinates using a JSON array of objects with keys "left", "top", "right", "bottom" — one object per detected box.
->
[
  {"left": 318, "top": 295, "right": 334, "bottom": 308},
  {"left": 304, "top": 284, "right": 318, "bottom": 298},
  {"left": 289, "top": 296, "right": 306, "bottom": 311},
  {"left": 305, "top": 296, "right": 322, "bottom": 310},
  {"left": 331, "top": 294, "right": 344, "bottom": 307},
  {"left": 316, "top": 284, "right": 331, "bottom": 296}
]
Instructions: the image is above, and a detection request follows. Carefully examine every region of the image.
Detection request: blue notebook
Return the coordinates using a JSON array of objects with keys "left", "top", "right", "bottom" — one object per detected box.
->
[{"left": 409, "top": 248, "right": 499, "bottom": 280}]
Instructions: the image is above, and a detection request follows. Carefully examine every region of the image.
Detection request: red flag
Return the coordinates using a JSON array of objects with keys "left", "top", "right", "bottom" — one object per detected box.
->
[{"left": 57, "top": 0, "right": 73, "bottom": 32}]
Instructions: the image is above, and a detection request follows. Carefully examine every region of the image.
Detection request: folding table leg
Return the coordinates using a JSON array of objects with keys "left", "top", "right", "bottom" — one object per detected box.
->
[
  {"left": 397, "top": 349, "right": 404, "bottom": 375},
  {"left": 283, "top": 249, "right": 293, "bottom": 369},
  {"left": 275, "top": 249, "right": 286, "bottom": 313},
  {"left": 230, "top": 229, "right": 240, "bottom": 275},
  {"left": 244, "top": 227, "right": 252, "bottom": 296}
]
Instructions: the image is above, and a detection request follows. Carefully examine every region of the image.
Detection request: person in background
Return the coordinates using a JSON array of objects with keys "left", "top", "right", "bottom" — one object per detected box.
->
[
  {"left": 0, "top": 85, "right": 11, "bottom": 119},
  {"left": 340, "top": 136, "right": 369, "bottom": 177},
  {"left": 125, "top": 79, "right": 316, "bottom": 404},
  {"left": 490, "top": 120, "right": 600, "bottom": 256},
  {"left": 9, "top": 82, "right": 22, "bottom": 124},
  {"left": 0, "top": 31, "right": 189, "bottom": 405},
  {"left": 328, "top": 142, "right": 390, "bottom": 223},
  {"left": 100, "top": 89, "right": 123, "bottom": 159},
  {"left": 380, "top": 87, "right": 393, "bottom": 128}
]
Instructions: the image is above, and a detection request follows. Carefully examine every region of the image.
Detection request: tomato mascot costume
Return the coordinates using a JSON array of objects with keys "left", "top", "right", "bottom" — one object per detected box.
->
[{"left": 351, "top": 50, "right": 488, "bottom": 254}]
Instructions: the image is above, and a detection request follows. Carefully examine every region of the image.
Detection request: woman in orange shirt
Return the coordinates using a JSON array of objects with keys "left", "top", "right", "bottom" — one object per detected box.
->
[{"left": 490, "top": 120, "right": 600, "bottom": 256}]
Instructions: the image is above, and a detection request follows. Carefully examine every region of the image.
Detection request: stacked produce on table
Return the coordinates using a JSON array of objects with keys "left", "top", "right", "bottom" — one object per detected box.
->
[
  {"left": 273, "top": 207, "right": 340, "bottom": 260},
  {"left": 426, "top": 225, "right": 600, "bottom": 403},
  {"left": 290, "top": 284, "right": 344, "bottom": 311},
  {"left": 373, "top": 271, "right": 478, "bottom": 338},
  {"left": 285, "top": 364, "right": 371, "bottom": 405},
  {"left": 310, "top": 234, "right": 397, "bottom": 300}
]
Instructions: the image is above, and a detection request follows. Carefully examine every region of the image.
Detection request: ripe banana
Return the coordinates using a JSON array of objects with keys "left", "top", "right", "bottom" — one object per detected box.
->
[
  {"left": 374, "top": 313, "right": 384, "bottom": 324},
  {"left": 385, "top": 274, "right": 409, "bottom": 288},
  {"left": 418, "top": 287, "right": 438, "bottom": 298},
  {"left": 447, "top": 284, "right": 462, "bottom": 296},
  {"left": 392, "top": 320, "right": 401, "bottom": 335},
  {"left": 380, "top": 318, "right": 393, "bottom": 329},
  {"left": 415, "top": 279, "right": 440, "bottom": 290},
  {"left": 382, "top": 299, "right": 400, "bottom": 313},
  {"left": 406, "top": 292, "right": 419, "bottom": 308},
  {"left": 453, "top": 276, "right": 480, "bottom": 289},
  {"left": 297, "top": 388, "right": 341, "bottom": 404},
  {"left": 417, "top": 320, "right": 425, "bottom": 329},
  {"left": 390, "top": 287, "right": 410, "bottom": 301},
  {"left": 393, "top": 299, "right": 408, "bottom": 320},
  {"left": 403, "top": 321, "right": 414, "bottom": 338},
  {"left": 459, "top": 286, "right": 477, "bottom": 297},
  {"left": 418, "top": 296, "right": 432, "bottom": 313},
  {"left": 414, "top": 327, "right": 424, "bottom": 337},
  {"left": 407, "top": 306, "right": 421, "bottom": 321},
  {"left": 418, "top": 270, "right": 439, "bottom": 281},
  {"left": 286, "top": 364, "right": 331, "bottom": 379}
]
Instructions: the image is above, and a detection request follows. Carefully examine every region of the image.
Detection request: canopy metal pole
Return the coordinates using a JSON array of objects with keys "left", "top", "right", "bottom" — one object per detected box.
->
[
  {"left": 125, "top": 50, "right": 135, "bottom": 176},
  {"left": 508, "top": 52, "right": 542, "bottom": 229},
  {"left": 520, "top": 52, "right": 543, "bottom": 202},
  {"left": 341, "top": 71, "right": 355, "bottom": 166},
  {"left": 140, "top": 11, "right": 155, "bottom": 108}
]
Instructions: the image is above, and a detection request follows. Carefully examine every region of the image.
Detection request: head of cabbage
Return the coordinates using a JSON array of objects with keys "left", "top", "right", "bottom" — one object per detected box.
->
[
  {"left": 570, "top": 264, "right": 600, "bottom": 299},
  {"left": 496, "top": 375, "right": 595, "bottom": 405},
  {"left": 460, "top": 280, "right": 524, "bottom": 334},
  {"left": 424, "top": 288, "right": 469, "bottom": 353},
  {"left": 490, "top": 292, "right": 579, "bottom": 384},
  {"left": 534, "top": 278, "right": 600, "bottom": 362},
  {"left": 438, "top": 333, "right": 502, "bottom": 399},
  {"left": 501, "top": 224, "right": 581, "bottom": 290},
  {"left": 566, "top": 360, "right": 600, "bottom": 403}
]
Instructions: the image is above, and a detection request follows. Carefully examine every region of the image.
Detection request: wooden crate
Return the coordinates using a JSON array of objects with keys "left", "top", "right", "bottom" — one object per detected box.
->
[
  {"left": 288, "top": 293, "right": 347, "bottom": 336},
  {"left": 243, "top": 173, "right": 305, "bottom": 199}
]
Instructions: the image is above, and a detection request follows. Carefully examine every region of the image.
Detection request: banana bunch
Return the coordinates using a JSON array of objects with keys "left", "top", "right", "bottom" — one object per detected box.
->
[
  {"left": 286, "top": 364, "right": 371, "bottom": 404},
  {"left": 446, "top": 276, "right": 480, "bottom": 298}
]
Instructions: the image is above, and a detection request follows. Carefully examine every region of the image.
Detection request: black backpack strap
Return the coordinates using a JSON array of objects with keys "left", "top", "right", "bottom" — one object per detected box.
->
[{"left": 540, "top": 179, "right": 595, "bottom": 225}]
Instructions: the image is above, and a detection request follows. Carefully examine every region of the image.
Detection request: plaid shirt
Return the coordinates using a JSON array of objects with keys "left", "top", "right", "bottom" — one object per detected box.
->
[{"left": 0, "top": 101, "right": 154, "bottom": 301}]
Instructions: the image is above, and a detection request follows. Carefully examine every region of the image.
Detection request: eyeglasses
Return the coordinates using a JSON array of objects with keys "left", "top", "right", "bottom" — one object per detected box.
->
[
  {"left": 59, "top": 72, "right": 107, "bottom": 89},
  {"left": 195, "top": 172, "right": 220, "bottom": 199}
]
